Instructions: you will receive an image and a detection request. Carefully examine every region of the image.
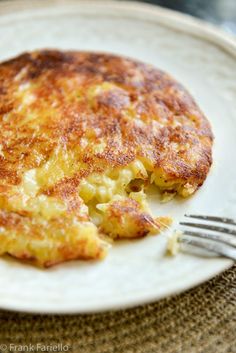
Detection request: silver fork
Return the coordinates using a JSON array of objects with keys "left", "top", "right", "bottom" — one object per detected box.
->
[{"left": 178, "top": 215, "right": 236, "bottom": 261}]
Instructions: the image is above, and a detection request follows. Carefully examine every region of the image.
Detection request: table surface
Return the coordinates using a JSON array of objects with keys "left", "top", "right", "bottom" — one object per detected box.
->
[{"left": 122, "top": 0, "right": 236, "bottom": 34}]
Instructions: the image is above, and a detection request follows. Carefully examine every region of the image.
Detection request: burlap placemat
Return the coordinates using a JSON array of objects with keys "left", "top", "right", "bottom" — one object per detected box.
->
[{"left": 0, "top": 264, "right": 235, "bottom": 353}]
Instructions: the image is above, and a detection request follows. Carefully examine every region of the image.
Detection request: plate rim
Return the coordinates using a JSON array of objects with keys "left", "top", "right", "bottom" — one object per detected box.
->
[
  {"left": 0, "top": 0, "right": 235, "bottom": 314},
  {"left": 0, "top": 0, "right": 235, "bottom": 57}
]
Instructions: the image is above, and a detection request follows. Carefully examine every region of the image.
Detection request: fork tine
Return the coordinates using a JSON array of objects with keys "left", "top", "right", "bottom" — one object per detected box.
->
[
  {"left": 183, "top": 230, "right": 236, "bottom": 248},
  {"left": 179, "top": 235, "right": 236, "bottom": 261},
  {"left": 185, "top": 214, "right": 236, "bottom": 226},
  {"left": 180, "top": 221, "right": 236, "bottom": 236}
]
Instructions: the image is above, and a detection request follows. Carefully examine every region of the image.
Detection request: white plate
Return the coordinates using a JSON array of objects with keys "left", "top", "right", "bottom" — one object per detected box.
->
[{"left": 0, "top": 0, "right": 236, "bottom": 314}]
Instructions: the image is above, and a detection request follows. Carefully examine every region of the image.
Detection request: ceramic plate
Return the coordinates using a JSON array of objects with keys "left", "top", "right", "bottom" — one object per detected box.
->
[{"left": 0, "top": 0, "right": 235, "bottom": 313}]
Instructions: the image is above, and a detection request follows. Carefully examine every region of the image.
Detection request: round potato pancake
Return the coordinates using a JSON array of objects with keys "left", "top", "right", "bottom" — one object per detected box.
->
[{"left": 0, "top": 50, "right": 213, "bottom": 266}]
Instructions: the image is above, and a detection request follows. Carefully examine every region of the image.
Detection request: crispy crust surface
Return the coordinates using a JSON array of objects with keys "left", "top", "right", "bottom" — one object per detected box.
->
[
  {"left": 0, "top": 50, "right": 213, "bottom": 187},
  {"left": 0, "top": 50, "right": 213, "bottom": 266}
]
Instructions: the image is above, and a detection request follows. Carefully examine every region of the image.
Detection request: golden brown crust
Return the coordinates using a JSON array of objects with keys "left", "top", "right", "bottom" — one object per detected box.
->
[
  {"left": 0, "top": 50, "right": 213, "bottom": 266},
  {"left": 99, "top": 198, "right": 161, "bottom": 239},
  {"left": 0, "top": 50, "right": 213, "bottom": 190},
  {"left": 0, "top": 210, "right": 108, "bottom": 267}
]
